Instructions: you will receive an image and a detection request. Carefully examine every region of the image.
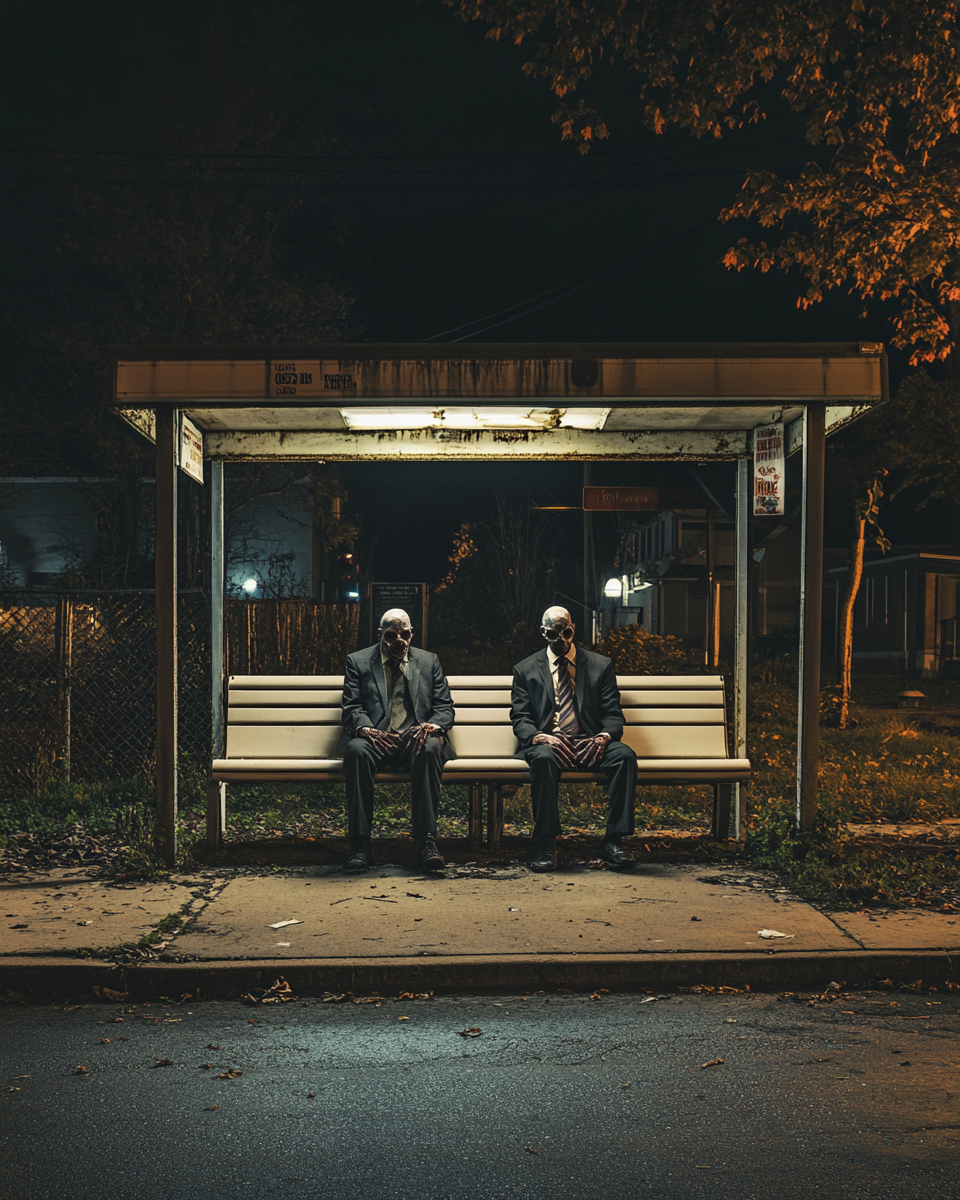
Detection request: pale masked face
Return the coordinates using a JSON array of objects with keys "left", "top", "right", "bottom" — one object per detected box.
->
[
  {"left": 380, "top": 620, "right": 413, "bottom": 660},
  {"left": 541, "top": 608, "right": 575, "bottom": 655}
]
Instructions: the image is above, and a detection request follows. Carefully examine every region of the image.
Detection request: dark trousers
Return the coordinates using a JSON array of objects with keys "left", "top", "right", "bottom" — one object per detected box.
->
[
  {"left": 520, "top": 739, "right": 637, "bottom": 842},
  {"left": 342, "top": 736, "right": 444, "bottom": 841}
]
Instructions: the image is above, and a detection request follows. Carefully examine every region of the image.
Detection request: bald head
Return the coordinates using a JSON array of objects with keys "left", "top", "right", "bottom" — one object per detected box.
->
[
  {"left": 379, "top": 608, "right": 413, "bottom": 660},
  {"left": 541, "top": 605, "right": 575, "bottom": 652},
  {"left": 379, "top": 608, "right": 412, "bottom": 632}
]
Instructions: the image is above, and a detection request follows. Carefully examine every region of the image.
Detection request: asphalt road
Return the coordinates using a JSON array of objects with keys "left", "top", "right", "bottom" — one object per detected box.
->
[{"left": 2, "top": 988, "right": 958, "bottom": 1200}]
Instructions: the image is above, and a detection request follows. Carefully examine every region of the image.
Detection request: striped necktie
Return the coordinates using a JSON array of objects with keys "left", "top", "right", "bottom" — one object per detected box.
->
[{"left": 556, "top": 654, "right": 579, "bottom": 734}]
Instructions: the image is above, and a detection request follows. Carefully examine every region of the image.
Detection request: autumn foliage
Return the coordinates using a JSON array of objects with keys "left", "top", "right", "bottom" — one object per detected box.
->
[{"left": 448, "top": 1, "right": 960, "bottom": 362}]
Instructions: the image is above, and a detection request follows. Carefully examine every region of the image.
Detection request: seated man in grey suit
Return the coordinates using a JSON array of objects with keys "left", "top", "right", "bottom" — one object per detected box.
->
[
  {"left": 340, "top": 608, "right": 455, "bottom": 874},
  {"left": 510, "top": 605, "right": 638, "bottom": 873}
]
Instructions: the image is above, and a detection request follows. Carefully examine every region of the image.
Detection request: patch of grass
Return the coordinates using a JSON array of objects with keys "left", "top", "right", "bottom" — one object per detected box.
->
[{"left": 746, "top": 793, "right": 960, "bottom": 910}]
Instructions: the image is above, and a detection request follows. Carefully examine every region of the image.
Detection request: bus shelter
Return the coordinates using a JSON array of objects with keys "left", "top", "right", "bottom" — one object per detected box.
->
[{"left": 110, "top": 342, "right": 887, "bottom": 866}]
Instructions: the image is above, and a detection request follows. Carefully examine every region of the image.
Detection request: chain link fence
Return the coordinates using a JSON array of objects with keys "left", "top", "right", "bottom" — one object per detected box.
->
[{"left": 0, "top": 591, "right": 360, "bottom": 797}]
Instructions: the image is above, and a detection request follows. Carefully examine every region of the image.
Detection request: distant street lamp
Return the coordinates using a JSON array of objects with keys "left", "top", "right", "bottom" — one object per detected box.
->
[
  {"left": 603, "top": 577, "right": 622, "bottom": 598},
  {"left": 243, "top": 578, "right": 258, "bottom": 594}
]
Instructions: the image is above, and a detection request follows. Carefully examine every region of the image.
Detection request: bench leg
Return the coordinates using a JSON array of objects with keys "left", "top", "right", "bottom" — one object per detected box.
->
[
  {"left": 468, "top": 784, "right": 483, "bottom": 852},
  {"left": 712, "top": 782, "right": 734, "bottom": 842},
  {"left": 486, "top": 783, "right": 503, "bottom": 853},
  {"left": 206, "top": 779, "right": 226, "bottom": 851}
]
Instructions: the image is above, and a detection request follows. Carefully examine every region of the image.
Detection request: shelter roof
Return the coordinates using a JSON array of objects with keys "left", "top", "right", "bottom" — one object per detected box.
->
[{"left": 110, "top": 342, "right": 886, "bottom": 461}]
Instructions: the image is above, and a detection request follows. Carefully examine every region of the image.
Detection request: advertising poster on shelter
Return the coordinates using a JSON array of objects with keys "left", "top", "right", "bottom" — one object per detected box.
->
[{"left": 753, "top": 422, "right": 785, "bottom": 516}]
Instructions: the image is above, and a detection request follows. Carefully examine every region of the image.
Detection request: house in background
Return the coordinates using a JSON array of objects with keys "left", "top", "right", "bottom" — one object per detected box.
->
[
  {"left": 826, "top": 550, "right": 960, "bottom": 678},
  {"left": 0, "top": 475, "right": 356, "bottom": 599}
]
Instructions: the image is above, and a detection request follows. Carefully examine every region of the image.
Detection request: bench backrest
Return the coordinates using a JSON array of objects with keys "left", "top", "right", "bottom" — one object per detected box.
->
[{"left": 224, "top": 673, "right": 729, "bottom": 761}]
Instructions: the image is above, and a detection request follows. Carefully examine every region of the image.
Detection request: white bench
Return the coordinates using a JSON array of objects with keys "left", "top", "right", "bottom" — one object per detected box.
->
[{"left": 207, "top": 673, "right": 750, "bottom": 851}]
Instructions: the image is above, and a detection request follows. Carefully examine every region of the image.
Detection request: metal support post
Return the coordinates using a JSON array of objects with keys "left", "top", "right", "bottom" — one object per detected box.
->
[
  {"left": 796, "top": 406, "right": 826, "bottom": 833},
  {"left": 207, "top": 460, "right": 226, "bottom": 850},
  {"left": 155, "top": 408, "right": 179, "bottom": 868},
  {"left": 486, "top": 783, "right": 503, "bottom": 852},
  {"left": 468, "top": 783, "right": 483, "bottom": 851},
  {"left": 733, "top": 456, "right": 749, "bottom": 840}
]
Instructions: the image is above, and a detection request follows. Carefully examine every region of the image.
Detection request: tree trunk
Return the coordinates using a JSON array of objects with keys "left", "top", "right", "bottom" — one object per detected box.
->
[{"left": 836, "top": 502, "right": 867, "bottom": 729}]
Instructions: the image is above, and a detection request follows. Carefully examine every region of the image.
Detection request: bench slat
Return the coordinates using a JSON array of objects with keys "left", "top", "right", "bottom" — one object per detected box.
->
[
  {"left": 618, "top": 689, "right": 722, "bottom": 706},
  {"left": 228, "top": 707, "right": 342, "bottom": 724},
  {"left": 449, "top": 690, "right": 513, "bottom": 705},
  {"left": 228, "top": 675, "right": 345, "bottom": 687},
  {"left": 229, "top": 689, "right": 344, "bottom": 706},
  {"left": 227, "top": 725, "right": 343, "bottom": 758},
  {"left": 447, "top": 726, "right": 520, "bottom": 757},
  {"left": 622, "top": 725, "right": 728, "bottom": 757}
]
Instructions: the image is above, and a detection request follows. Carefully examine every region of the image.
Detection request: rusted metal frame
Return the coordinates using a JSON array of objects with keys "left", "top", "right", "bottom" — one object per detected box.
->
[
  {"left": 468, "top": 784, "right": 483, "bottom": 852},
  {"left": 155, "top": 408, "right": 179, "bottom": 868},
  {"left": 207, "top": 460, "right": 226, "bottom": 851},
  {"left": 796, "top": 405, "right": 826, "bottom": 833},
  {"left": 733, "top": 457, "right": 749, "bottom": 840},
  {"left": 203, "top": 428, "right": 752, "bottom": 462}
]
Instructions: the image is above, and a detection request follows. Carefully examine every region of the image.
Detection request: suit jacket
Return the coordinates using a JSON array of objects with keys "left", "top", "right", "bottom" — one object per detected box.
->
[
  {"left": 510, "top": 646, "right": 624, "bottom": 752},
  {"left": 339, "top": 644, "right": 457, "bottom": 760}
]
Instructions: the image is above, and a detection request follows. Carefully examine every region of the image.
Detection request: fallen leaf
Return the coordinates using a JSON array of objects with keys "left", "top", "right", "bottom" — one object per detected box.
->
[
  {"left": 700, "top": 1059, "right": 725, "bottom": 1069},
  {"left": 153, "top": 1059, "right": 173, "bottom": 1068},
  {"left": 266, "top": 919, "right": 303, "bottom": 930},
  {"left": 458, "top": 1027, "right": 482, "bottom": 1038},
  {"left": 205, "top": 1044, "right": 221, "bottom": 1050},
  {"left": 204, "top": 1105, "right": 219, "bottom": 1111},
  {"left": 75, "top": 1066, "right": 88, "bottom": 1075},
  {"left": 524, "top": 1145, "right": 538, "bottom": 1154},
  {"left": 398, "top": 1016, "right": 410, "bottom": 1021},
  {"left": 217, "top": 1069, "right": 242, "bottom": 1079},
  {"left": 76, "top": 920, "right": 93, "bottom": 927},
  {"left": 241, "top": 978, "right": 297, "bottom": 1005},
  {"left": 758, "top": 929, "right": 794, "bottom": 940},
  {"left": 397, "top": 991, "right": 433, "bottom": 1001},
  {"left": 640, "top": 994, "right": 671, "bottom": 1004},
  {"left": 307, "top": 1092, "right": 316, "bottom": 1099},
  {"left": 406, "top": 893, "right": 429, "bottom": 899},
  {"left": 92, "top": 986, "right": 129, "bottom": 1002},
  {"left": 199, "top": 1063, "right": 214, "bottom": 1069},
  {"left": 100, "top": 1038, "right": 110, "bottom": 1044},
  {"left": 6, "top": 1086, "right": 21, "bottom": 1092}
]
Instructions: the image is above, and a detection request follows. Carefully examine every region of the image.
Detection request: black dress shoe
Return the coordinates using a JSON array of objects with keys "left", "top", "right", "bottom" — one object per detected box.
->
[
  {"left": 529, "top": 840, "right": 557, "bottom": 872},
  {"left": 598, "top": 838, "right": 636, "bottom": 871},
  {"left": 416, "top": 836, "right": 446, "bottom": 873},
  {"left": 344, "top": 837, "right": 371, "bottom": 872}
]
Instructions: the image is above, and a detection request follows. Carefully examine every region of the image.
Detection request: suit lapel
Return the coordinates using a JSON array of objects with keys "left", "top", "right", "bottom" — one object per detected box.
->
[
  {"left": 371, "top": 645, "right": 389, "bottom": 711},
  {"left": 407, "top": 649, "right": 424, "bottom": 717},
  {"left": 537, "top": 650, "right": 553, "bottom": 712}
]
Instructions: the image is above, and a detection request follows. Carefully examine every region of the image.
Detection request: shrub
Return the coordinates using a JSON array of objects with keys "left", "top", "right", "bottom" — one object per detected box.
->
[{"left": 596, "top": 625, "right": 698, "bottom": 674}]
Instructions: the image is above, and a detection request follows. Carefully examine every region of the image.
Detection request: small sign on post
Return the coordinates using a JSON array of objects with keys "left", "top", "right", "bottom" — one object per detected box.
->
[
  {"left": 368, "top": 582, "right": 428, "bottom": 647},
  {"left": 753, "top": 423, "right": 785, "bottom": 516},
  {"left": 582, "top": 486, "right": 705, "bottom": 511},
  {"left": 179, "top": 414, "right": 204, "bottom": 485}
]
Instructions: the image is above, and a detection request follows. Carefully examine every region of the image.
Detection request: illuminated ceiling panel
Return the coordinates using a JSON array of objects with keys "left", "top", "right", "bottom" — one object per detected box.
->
[{"left": 338, "top": 407, "right": 611, "bottom": 432}]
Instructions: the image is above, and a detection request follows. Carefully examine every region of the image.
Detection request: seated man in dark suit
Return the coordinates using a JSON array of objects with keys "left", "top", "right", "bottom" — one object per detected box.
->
[
  {"left": 340, "top": 608, "right": 455, "bottom": 874},
  {"left": 510, "top": 605, "right": 638, "bottom": 873}
]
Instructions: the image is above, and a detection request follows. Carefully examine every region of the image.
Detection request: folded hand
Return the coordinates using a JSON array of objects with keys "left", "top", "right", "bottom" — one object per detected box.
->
[
  {"left": 406, "top": 722, "right": 440, "bottom": 752},
  {"left": 573, "top": 733, "right": 610, "bottom": 769},
  {"left": 359, "top": 727, "right": 401, "bottom": 754}
]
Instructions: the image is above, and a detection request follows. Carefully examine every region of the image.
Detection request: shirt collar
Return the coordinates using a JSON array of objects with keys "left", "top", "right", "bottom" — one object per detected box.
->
[
  {"left": 381, "top": 645, "right": 409, "bottom": 668},
  {"left": 547, "top": 642, "right": 576, "bottom": 666}
]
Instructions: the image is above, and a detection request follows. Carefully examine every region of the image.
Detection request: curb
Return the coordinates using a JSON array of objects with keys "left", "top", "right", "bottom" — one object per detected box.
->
[{"left": 2, "top": 951, "right": 957, "bottom": 998}]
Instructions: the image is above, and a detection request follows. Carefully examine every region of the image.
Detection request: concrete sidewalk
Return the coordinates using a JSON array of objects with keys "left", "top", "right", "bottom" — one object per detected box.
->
[{"left": 2, "top": 860, "right": 958, "bottom": 997}]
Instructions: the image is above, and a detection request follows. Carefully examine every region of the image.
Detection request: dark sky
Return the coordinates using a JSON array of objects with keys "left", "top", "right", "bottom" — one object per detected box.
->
[{"left": 2, "top": 1, "right": 919, "bottom": 584}]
